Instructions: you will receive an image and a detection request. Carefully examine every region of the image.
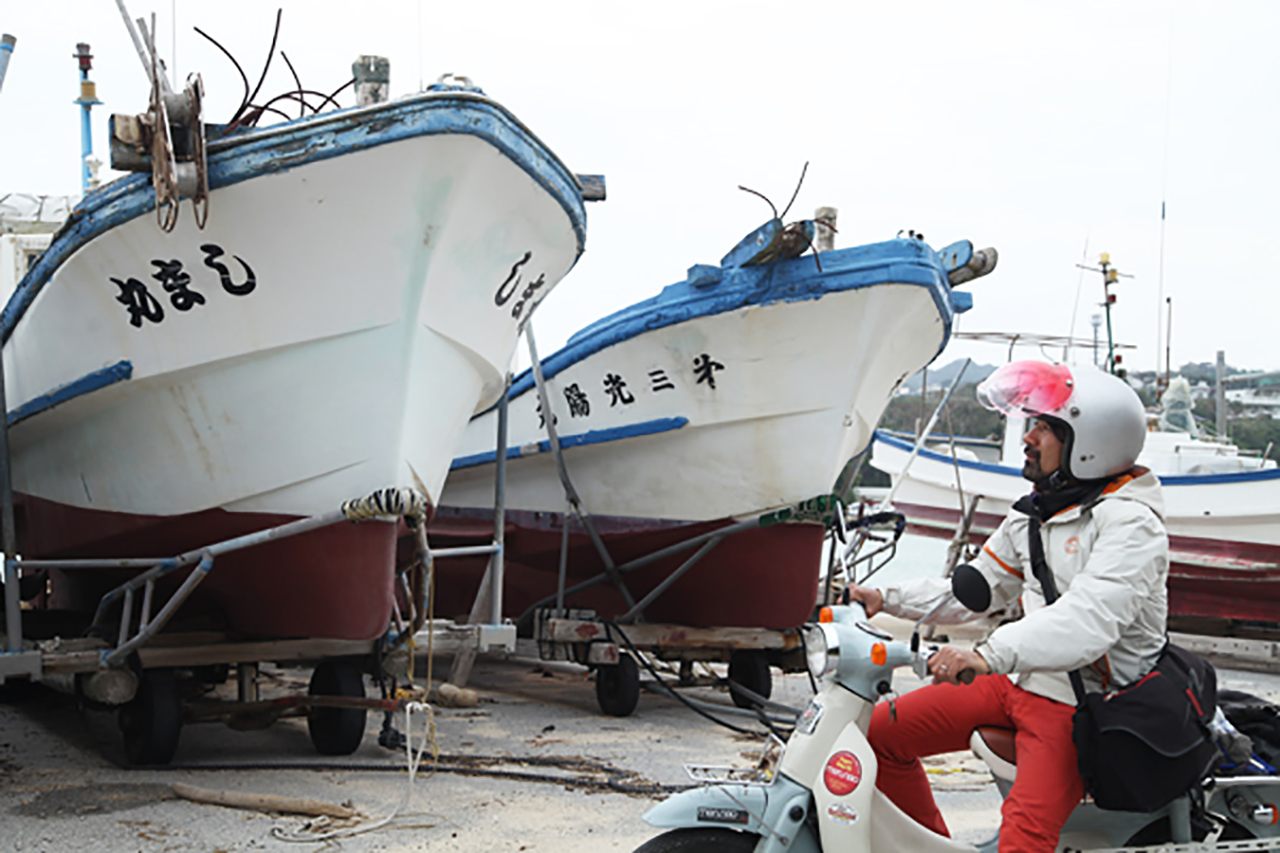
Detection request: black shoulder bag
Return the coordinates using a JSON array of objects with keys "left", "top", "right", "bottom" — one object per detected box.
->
[{"left": 1025, "top": 514, "right": 1218, "bottom": 812}]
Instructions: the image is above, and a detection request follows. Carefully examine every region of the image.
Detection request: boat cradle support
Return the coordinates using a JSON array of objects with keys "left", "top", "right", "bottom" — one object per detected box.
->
[{"left": 0, "top": 487, "right": 505, "bottom": 685}]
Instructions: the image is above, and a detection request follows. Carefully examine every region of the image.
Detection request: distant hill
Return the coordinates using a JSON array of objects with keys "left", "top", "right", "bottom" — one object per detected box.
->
[{"left": 901, "top": 359, "right": 998, "bottom": 393}]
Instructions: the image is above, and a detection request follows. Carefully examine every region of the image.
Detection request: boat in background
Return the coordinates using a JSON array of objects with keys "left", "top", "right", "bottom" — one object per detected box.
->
[
  {"left": 430, "top": 223, "right": 994, "bottom": 630},
  {"left": 870, "top": 372, "right": 1280, "bottom": 624},
  {"left": 8, "top": 68, "right": 594, "bottom": 641}
]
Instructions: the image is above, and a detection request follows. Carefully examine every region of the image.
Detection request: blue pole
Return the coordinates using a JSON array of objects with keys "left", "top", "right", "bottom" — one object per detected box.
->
[{"left": 72, "top": 43, "right": 102, "bottom": 193}]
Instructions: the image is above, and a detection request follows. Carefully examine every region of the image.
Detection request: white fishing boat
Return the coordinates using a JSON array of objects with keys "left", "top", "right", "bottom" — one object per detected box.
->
[
  {"left": 431, "top": 224, "right": 994, "bottom": 629},
  {"left": 7, "top": 65, "right": 594, "bottom": 640},
  {"left": 870, "top": 374, "right": 1280, "bottom": 624}
]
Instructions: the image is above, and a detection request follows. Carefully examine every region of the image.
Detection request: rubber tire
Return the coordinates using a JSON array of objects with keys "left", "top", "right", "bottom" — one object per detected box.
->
[
  {"left": 596, "top": 654, "right": 641, "bottom": 717},
  {"left": 118, "top": 668, "right": 183, "bottom": 766},
  {"left": 728, "top": 650, "right": 772, "bottom": 709},
  {"left": 633, "top": 828, "right": 760, "bottom": 853},
  {"left": 307, "top": 660, "right": 367, "bottom": 756}
]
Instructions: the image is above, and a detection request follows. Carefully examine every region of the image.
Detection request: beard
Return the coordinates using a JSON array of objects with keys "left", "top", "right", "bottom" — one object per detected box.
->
[{"left": 1022, "top": 450, "right": 1047, "bottom": 483}]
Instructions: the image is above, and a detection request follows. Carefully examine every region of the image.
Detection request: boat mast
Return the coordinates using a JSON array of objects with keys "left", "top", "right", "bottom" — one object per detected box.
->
[
  {"left": 73, "top": 43, "right": 103, "bottom": 192},
  {"left": 1076, "top": 252, "right": 1133, "bottom": 377}
]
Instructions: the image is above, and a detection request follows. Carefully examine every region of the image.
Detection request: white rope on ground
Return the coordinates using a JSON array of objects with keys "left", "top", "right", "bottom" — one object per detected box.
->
[{"left": 269, "top": 702, "right": 440, "bottom": 844}]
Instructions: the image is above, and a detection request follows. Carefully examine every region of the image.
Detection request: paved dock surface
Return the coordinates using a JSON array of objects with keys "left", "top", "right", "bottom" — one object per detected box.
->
[{"left": 2, "top": 643, "right": 1278, "bottom": 852}]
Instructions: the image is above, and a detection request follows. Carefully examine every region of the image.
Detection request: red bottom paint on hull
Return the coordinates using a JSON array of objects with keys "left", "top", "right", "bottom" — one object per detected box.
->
[
  {"left": 892, "top": 500, "right": 1280, "bottom": 624},
  {"left": 17, "top": 493, "right": 397, "bottom": 641},
  {"left": 428, "top": 507, "right": 824, "bottom": 630}
]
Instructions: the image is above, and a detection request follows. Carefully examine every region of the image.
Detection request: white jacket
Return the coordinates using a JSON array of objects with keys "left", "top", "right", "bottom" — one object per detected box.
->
[{"left": 881, "top": 469, "right": 1169, "bottom": 706}]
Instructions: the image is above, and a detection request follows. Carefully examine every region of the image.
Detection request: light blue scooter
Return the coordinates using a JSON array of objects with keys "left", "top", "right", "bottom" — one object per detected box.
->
[{"left": 633, "top": 574, "right": 1280, "bottom": 852}]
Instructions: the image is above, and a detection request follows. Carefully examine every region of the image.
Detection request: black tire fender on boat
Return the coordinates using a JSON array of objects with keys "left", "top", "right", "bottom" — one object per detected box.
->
[
  {"left": 118, "top": 668, "right": 183, "bottom": 766},
  {"left": 633, "top": 828, "right": 760, "bottom": 853},
  {"left": 596, "top": 653, "right": 641, "bottom": 717},
  {"left": 307, "top": 659, "right": 368, "bottom": 756},
  {"left": 728, "top": 650, "right": 772, "bottom": 709}
]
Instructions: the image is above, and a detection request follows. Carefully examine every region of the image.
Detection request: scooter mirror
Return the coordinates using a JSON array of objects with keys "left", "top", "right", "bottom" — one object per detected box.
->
[{"left": 951, "top": 563, "right": 991, "bottom": 612}]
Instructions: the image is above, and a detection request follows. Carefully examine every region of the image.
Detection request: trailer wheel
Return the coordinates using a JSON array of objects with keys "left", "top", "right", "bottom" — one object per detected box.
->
[
  {"left": 118, "top": 668, "right": 183, "bottom": 765},
  {"left": 728, "top": 651, "right": 772, "bottom": 709},
  {"left": 307, "top": 660, "right": 367, "bottom": 756},
  {"left": 596, "top": 654, "right": 640, "bottom": 717}
]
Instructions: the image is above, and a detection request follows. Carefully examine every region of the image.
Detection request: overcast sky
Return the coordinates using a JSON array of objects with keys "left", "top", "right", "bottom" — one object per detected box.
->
[{"left": 2, "top": 1, "right": 1276, "bottom": 373}]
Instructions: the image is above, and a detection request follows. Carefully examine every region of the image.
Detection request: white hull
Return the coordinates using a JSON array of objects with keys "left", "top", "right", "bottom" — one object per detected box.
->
[
  {"left": 6, "top": 94, "right": 585, "bottom": 524},
  {"left": 870, "top": 431, "right": 1280, "bottom": 553},
  {"left": 444, "top": 242, "right": 963, "bottom": 523}
]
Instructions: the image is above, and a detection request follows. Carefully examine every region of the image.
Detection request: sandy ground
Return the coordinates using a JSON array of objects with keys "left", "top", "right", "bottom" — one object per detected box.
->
[{"left": 3, "top": 633, "right": 1278, "bottom": 852}]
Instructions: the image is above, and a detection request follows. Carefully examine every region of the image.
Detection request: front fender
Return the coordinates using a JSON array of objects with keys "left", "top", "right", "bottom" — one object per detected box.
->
[
  {"left": 644, "top": 784, "right": 771, "bottom": 835},
  {"left": 643, "top": 777, "right": 819, "bottom": 853}
]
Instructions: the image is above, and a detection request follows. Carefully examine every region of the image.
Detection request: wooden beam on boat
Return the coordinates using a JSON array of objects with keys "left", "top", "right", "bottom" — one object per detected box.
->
[
  {"left": 41, "top": 637, "right": 375, "bottom": 674},
  {"left": 539, "top": 617, "right": 801, "bottom": 651},
  {"left": 576, "top": 174, "right": 606, "bottom": 201},
  {"left": 1170, "top": 631, "right": 1280, "bottom": 674}
]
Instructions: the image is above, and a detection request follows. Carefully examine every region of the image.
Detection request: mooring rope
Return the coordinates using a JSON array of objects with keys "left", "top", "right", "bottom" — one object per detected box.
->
[{"left": 340, "top": 487, "right": 430, "bottom": 526}]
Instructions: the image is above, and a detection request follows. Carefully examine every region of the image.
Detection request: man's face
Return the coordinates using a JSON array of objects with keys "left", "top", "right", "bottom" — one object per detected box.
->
[{"left": 1022, "top": 418, "right": 1063, "bottom": 482}]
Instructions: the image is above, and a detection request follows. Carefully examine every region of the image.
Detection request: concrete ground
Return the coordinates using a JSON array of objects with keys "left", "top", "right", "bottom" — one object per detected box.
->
[{"left": 2, "top": 633, "right": 1278, "bottom": 852}]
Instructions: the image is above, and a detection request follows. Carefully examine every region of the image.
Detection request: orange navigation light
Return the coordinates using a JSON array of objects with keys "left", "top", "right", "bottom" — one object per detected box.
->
[
  {"left": 871, "top": 642, "right": 887, "bottom": 666},
  {"left": 818, "top": 607, "right": 834, "bottom": 623}
]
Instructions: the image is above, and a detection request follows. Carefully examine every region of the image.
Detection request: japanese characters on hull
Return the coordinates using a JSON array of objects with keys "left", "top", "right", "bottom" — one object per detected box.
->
[
  {"left": 493, "top": 250, "right": 548, "bottom": 322},
  {"left": 111, "top": 244, "right": 256, "bottom": 328},
  {"left": 532, "top": 352, "right": 725, "bottom": 430}
]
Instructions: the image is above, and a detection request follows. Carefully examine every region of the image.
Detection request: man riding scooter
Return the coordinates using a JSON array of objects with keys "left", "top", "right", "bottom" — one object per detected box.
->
[{"left": 848, "top": 361, "right": 1167, "bottom": 853}]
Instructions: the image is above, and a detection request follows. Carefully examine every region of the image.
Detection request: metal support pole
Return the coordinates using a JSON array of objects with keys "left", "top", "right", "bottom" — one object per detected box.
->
[
  {"left": 517, "top": 517, "right": 762, "bottom": 624},
  {"left": 876, "top": 359, "right": 970, "bottom": 513},
  {"left": 525, "top": 324, "right": 634, "bottom": 608},
  {"left": 556, "top": 500, "right": 571, "bottom": 612},
  {"left": 237, "top": 661, "right": 259, "bottom": 703},
  {"left": 616, "top": 535, "right": 724, "bottom": 623},
  {"left": 0, "top": 35, "right": 16, "bottom": 95},
  {"left": 0, "top": 328, "right": 20, "bottom": 654},
  {"left": 488, "top": 376, "right": 509, "bottom": 625}
]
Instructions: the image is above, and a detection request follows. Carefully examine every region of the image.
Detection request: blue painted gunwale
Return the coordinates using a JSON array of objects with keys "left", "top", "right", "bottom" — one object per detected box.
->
[
  {"left": 1, "top": 91, "right": 587, "bottom": 346},
  {"left": 494, "top": 237, "right": 957, "bottom": 408},
  {"left": 450, "top": 416, "right": 688, "bottom": 471},
  {"left": 873, "top": 429, "right": 1280, "bottom": 487},
  {"left": 6, "top": 360, "right": 132, "bottom": 427}
]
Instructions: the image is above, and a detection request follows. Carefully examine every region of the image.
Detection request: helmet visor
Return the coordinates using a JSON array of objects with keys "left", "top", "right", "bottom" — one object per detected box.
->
[{"left": 976, "top": 361, "right": 1074, "bottom": 418}]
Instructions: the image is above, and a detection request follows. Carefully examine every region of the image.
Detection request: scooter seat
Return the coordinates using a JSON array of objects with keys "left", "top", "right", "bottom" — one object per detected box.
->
[{"left": 970, "top": 726, "right": 1017, "bottom": 783}]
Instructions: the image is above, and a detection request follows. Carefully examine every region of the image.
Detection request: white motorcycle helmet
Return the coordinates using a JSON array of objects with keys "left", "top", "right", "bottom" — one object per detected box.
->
[{"left": 976, "top": 361, "right": 1146, "bottom": 480}]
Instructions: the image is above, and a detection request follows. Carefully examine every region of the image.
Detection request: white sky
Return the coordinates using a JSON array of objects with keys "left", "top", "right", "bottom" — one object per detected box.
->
[{"left": 2, "top": 1, "right": 1277, "bottom": 372}]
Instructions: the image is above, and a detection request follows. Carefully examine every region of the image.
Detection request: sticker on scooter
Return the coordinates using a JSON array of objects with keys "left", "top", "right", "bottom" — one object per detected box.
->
[
  {"left": 696, "top": 807, "right": 749, "bottom": 825},
  {"left": 825, "top": 802, "right": 859, "bottom": 825},
  {"left": 823, "top": 751, "right": 863, "bottom": 796},
  {"left": 798, "top": 700, "right": 824, "bottom": 734}
]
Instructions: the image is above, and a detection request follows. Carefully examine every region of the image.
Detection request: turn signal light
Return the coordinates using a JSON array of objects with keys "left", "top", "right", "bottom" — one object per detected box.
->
[
  {"left": 871, "top": 642, "right": 887, "bottom": 666},
  {"left": 818, "top": 607, "right": 834, "bottom": 623}
]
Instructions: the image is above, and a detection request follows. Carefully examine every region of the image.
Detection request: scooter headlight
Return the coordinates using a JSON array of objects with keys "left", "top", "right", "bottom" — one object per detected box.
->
[{"left": 803, "top": 623, "right": 840, "bottom": 680}]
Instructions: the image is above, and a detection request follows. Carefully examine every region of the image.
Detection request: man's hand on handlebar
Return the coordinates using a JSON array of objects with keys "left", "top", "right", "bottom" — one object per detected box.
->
[
  {"left": 845, "top": 584, "right": 884, "bottom": 617},
  {"left": 928, "top": 646, "right": 991, "bottom": 686}
]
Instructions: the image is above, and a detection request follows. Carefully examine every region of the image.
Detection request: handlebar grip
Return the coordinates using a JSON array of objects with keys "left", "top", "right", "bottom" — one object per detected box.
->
[
  {"left": 957, "top": 668, "right": 976, "bottom": 685},
  {"left": 841, "top": 586, "right": 851, "bottom": 605}
]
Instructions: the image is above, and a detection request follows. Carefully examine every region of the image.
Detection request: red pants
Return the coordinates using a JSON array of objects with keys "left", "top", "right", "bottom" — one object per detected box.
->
[{"left": 868, "top": 675, "right": 1082, "bottom": 853}]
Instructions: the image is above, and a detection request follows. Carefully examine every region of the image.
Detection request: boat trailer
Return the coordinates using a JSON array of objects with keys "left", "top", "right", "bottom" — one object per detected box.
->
[
  {"left": 0, "top": 486, "right": 515, "bottom": 764},
  {"left": 432, "top": 325, "right": 909, "bottom": 719}
]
